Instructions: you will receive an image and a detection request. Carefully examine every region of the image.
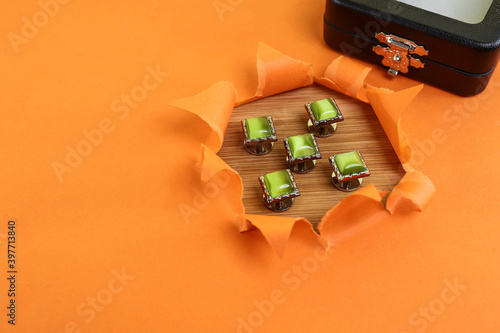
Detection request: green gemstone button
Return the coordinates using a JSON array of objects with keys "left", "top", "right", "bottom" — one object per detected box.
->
[
  {"left": 288, "top": 134, "right": 318, "bottom": 158},
  {"left": 264, "top": 170, "right": 295, "bottom": 198},
  {"left": 311, "top": 98, "right": 339, "bottom": 121},
  {"left": 245, "top": 117, "right": 272, "bottom": 140},
  {"left": 335, "top": 151, "right": 366, "bottom": 175}
]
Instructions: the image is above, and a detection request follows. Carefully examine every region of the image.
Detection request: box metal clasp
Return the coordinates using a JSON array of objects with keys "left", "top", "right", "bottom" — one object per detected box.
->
[{"left": 373, "top": 32, "right": 428, "bottom": 76}]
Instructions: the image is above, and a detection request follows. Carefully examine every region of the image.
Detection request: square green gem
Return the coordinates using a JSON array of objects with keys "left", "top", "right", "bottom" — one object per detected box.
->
[
  {"left": 311, "top": 98, "right": 339, "bottom": 121},
  {"left": 264, "top": 170, "right": 295, "bottom": 198},
  {"left": 288, "top": 134, "right": 318, "bottom": 158},
  {"left": 334, "top": 151, "right": 366, "bottom": 175},
  {"left": 245, "top": 117, "right": 272, "bottom": 140}
]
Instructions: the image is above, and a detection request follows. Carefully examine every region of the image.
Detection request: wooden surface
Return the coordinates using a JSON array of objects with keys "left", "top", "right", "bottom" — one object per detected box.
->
[{"left": 218, "top": 84, "right": 405, "bottom": 226}]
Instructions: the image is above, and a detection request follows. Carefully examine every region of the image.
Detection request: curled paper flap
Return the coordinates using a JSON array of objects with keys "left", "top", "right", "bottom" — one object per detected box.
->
[
  {"left": 386, "top": 170, "right": 436, "bottom": 214},
  {"left": 365, "top": 84, "right": 423, "bottom": 167},
  {"left": 196, "top": 145, "right": 247, "bottom": 229},
  {"left": 243, "top": 214, "right": 325, "bottom": 258},
  {"left": 364, "top": 84, "right": 436, "bottom": 213},
  {"left": 254, "top": 42, "right": 313, "bottom": 100},
  {"left": 317, "top": 56, "right": 372, "bottom": 102},
  {"left": 317, "top": 185, "right": 389, "bottom": 248},
  {"left": 169, "top": 81, "right": 237, "bottom": 152}
]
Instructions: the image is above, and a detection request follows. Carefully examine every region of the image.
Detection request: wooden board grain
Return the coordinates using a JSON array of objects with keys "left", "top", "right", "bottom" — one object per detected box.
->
[{"left": 218, "top": 84, "right": 405, "bottom": 226}]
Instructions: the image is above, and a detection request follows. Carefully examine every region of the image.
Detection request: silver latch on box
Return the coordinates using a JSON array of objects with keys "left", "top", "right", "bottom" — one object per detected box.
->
[{"left": 373, "top": 32, "right": 428, "bottom": 76}]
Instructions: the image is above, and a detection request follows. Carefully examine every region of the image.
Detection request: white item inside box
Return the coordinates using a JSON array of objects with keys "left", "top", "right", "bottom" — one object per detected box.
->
[{"left": 395, "top": 0, "right": 493, "bottom": 24}]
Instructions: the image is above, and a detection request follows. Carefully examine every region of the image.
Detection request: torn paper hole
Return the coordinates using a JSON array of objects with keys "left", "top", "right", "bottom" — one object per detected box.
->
[{"left": 170, "top": 42, "right": 435, "bottom": 256}]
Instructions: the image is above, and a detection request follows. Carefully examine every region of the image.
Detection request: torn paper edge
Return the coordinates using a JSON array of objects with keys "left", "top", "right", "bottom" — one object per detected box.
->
[{"left": 168, "top": 42, "right": 436, "bottom": 256}]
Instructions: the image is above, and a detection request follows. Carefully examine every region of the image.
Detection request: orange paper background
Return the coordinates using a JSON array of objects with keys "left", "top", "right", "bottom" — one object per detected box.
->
[{"left": 1, "top": 1, "right": 500, "bottom": 332}]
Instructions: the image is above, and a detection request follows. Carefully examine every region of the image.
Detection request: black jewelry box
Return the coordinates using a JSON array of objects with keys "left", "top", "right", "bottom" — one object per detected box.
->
[{"left": 323, "top": 0, "right": 500, "bottom": 96}]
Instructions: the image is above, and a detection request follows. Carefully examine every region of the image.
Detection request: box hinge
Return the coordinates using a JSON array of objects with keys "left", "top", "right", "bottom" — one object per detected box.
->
[{"left": 373, "top": 32, "right": 428, "bottom": 76}]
